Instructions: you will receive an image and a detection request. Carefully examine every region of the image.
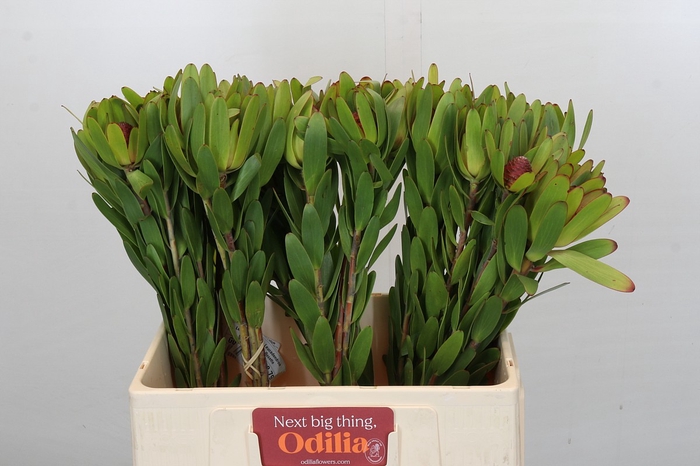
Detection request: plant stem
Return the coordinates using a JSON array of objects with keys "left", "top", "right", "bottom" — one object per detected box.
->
[
  {"left": 237, "top": 303, "right": 256, "bottom": 385},
  {"left": 255, "top": 327, "right": 269, "bottom": 387},
  {"left": 163, "top": 189, "right": 181, "bottom": 277},
  {"left": 333, "top": 231, "right": 361, "bottom": 380},
  {"left": 461, "top": 239, "right": 498, "bottom": 318},
  {"left": 180, "top": 306, "right": 203, "bottom": 387},
  {"left": 396, "top": 310, "right": 411, "bottom": 383},
  {"left": 315, "top": 268, "right": 326, "bottom": 317},
  {"left": 448, "top": 181, "right": 478, "bottom": 289},
  {"left": 165, "top": 188, "right": 203, "bottom": 387},
  {"left": 332, "top": 261, "right": 347, "bottom": 379}
]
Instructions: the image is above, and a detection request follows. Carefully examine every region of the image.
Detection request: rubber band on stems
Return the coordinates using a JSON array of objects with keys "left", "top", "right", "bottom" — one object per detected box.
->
[{"left": 242, "top": 342, "right": 265, "bottom": 379}]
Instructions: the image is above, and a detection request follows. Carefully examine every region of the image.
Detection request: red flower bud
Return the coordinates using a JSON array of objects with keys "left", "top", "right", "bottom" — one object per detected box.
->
[
  {"left": 504, "top": 156, "right": 533, "bottom": 189},
  {"left": 116, "top": 122, "right": 134, "bottom": 145}
]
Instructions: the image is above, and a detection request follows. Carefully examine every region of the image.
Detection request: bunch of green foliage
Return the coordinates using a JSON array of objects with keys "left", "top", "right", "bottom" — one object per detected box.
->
[
  {"left": 71, "top": 64, "right": 633, "bottom": 388},
  {"left": 386, "top": 65, "right": 634, "bottom": 386}
]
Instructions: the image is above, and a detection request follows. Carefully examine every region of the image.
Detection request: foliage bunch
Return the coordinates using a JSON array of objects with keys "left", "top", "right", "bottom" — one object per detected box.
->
[
  {"left": 266, "top": 73, "right": 406, "bottom": 385},
  {"left": 72, "top": 64, "right": 288, "bottom": 387},
  {"left": 386, "top": 65, "right": 634, "bottom": 386},
  {"left": 71, "top": 63, "right": 633, "bottom": 389}
]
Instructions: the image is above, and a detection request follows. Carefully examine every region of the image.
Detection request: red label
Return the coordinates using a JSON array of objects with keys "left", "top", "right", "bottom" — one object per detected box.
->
[{"left": 252, "top": 407, "right": 394, "bottom": 466}]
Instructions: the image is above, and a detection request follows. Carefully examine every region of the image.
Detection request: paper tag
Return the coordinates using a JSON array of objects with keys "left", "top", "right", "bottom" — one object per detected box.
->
[
  {"left": 253, "top": 407, "right": 394, "bottom": 466},
  {"left": 227, "top": 329, "right": 286, "bottom": 382}
]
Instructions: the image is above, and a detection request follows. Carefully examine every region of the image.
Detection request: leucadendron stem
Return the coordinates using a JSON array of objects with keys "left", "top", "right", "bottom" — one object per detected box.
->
[
  {"left": 333, "top": 231, "right": 361, "bottom": 380},
  {"left": 165, "top": 188, "right": 203, "bottom": 387},
  {"left": 448, "top": 181, "right": 479, "bottom": 289}
]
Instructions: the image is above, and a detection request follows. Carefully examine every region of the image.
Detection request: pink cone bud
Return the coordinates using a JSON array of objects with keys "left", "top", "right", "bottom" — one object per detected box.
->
[{"left": 504, "top": 156, "right": 533, "bottom": 189}]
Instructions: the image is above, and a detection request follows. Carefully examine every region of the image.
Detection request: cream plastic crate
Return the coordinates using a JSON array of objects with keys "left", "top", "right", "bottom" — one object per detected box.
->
[{"left": 129, "top": 295, "right": 524, "bottom": 465}]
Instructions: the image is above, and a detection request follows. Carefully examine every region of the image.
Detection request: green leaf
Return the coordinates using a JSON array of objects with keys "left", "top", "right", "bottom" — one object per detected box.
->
[
  {"left": 409, "top": 237, "right": 427, "bottom": 279},
  {"left": 530, "top": 137, "right": 553, "bottom": 174},
  {"left": 530, "top": 175, "right": 569, "bottom": 239},
  {"left": 507, "top": 94, "right": 527, "bottom": 123},
  {"left": 221, "top": 269, "right": 241, "bottom": 323},
  {"left": 303, "top": 111, "right": 328, "bottom": 197},
  {"left": 417, "top": 206, "right": 438, "bottom": 252},
  {"left": 379, "top": 184, "right": 402, "bottom": 229},
  {"left": 424, "top": 271, "right": 448, "bottom": 318},
  {"left": 411, "top": 86, "right": 432, "bottom": 142},
  {"left": 516, "top": 274, "right": 539, "bottom": 295},
  {"left": 164, "top": 124, "right": 195, "bottom": 177},
  {"left": 290, "top": 330, "right": 325, "bottom": 384},
  {"left": 289, "top": 279, "right": 323, "bottom": 333},
  {"left": 451, "top": 239, "right": 475, "bottom": 283},
  {"left": 403, "top": 176, "right": 423, "bottom": 225},
  {"left": 561, "top": 100, "right": 576, "bottom": 148},
  {"left": 368, "top": 224, "right": 397, "bottom": 269},
  {"left": 180, "top": 207, "right": 203, "bottom": 262},
  {"left": 349, "top": 326, "right": 373, "bottom": 382},
  {"left": 547, "top": 250, "right": 635, "bottom": 292},
  {"left": 72, "top": 129, "right": 112, "bottom": 180},
  {"left": 338, "top": 206, "right": 352, "bottom": 257},
  {"left": 285, "top": 234, "right": 316, "bottom": 293},
  {"left": 449, "top": 186, "right": 465, "bottom": 227},
  {"left": 179, "top": 255, "right": 196, "bottom": 309},
  {"left": 415, "top": 317, "right": 439, "bottom": 359},
  {"left": 125, "top": 169, "right": 153, "bottom": 200},
  {"left": 231, "top": 154, "right": 262, "bottom": 201},
  {"left": 172, "top": 312, "right": 190, "bottom": 359},
  {"left": 355, "top": 91, "right": 378, "bottom": 143},
  {"left": 313, "top": 169, "right": 338, "bottom": 232},
  {"left": 490, "top": 149, "right": 505, "bottom": 187},
  {"left": 569, "top": 238, "right": 619, "bottom": 257},
  {"left": 508, "top": 172, "right": 535, "bottom": 192},
  {"left": 209, "top": 97, "right": 230, "bottom": 171},
  {"left": 181, "top": 77, "right": 203, "bottom": 129},
  {"left": 211, "top": 188, "right": 234, "bottom": 233},
  {"left": 245, "top": 281, "right": 266, "bottom": 328},
  {"left": 578, "top": 109, "right": 594, "bottom": 150},
  {"left": 311, "top": 317, "right": 335, "bottom": 377},
  {"left": 259, "top": 118, "right": 286, "bottom": 185},
  {"left": 104, "top": 122, "right": 130, "bottom": 166},
  {"left": 230, "top": 250, "right": 248, "bottom": 301},
  {"left": 465, "top": 108, "right": 484, "bottom": 176},
  {"left": 430, "top": 331, "right": 464, "bottom": 376},
  {"left": 440, "top": 370, "right": 470, "bottom": 386},
  {"left": 542, "top": 104, "right": 561, "bottom": 136},
  {"left": 471, "top": 210, "right": 494, "bottom": 226},
  {"left": 499, "top": 119, "right": 515, "bottom": 157},
  {"left": 167, "top": 333, "right": 188, "bottom": 383},
  {"left": 302, "top": 204, "right": 324, "bottom": 269},
  {"left": 556, "top": 193, "right": 612, "bottom": 247},
  {"left": 500, "top": 274, "right": 526, "bottom": 302},
  {"left": 199, "top": 64, "right": 217, "bottom": 97},
  {"left": 91, "top": 193, "right": 136, "bottom": 246},
  {"left": 336, "top": 97, "right": 362, "bottom": 142},
  {"left": 354, "top": 172, "right": 374, "bottom": 231},
  {"left": 112, "top": 180, "right": 146, "bottom": 226},
  {"left": 504, "top": 205, "right": 528, "bottom": 272},
  {"left": 356, "top": 216, "right": 380, "bottom": 270},
  {"left": 576, "top": 195, "right": 630, "bottom": 241},
  {"left": 526, "top": 201, "right": 567, "bottom": 262},
  {"left": 232, "top": 94, "right": 261, "bottom": 168},
  {"left": 195, "top": 145, "right": 220, "bottom": 200},
  {"left": 414, "top": 139, "right": 435, "bottom": 202},
  {"left": 204, "top": 339, "right": 227, "bottom": 387},
  {"left": 247, "top": 250, "right": 266, "bottom": 285},
  {"left": 369, "top": 152, "right": 393, "bottom": 187},
  {"left": 471, "top": 296, "right": 503, "bottom": 343}
]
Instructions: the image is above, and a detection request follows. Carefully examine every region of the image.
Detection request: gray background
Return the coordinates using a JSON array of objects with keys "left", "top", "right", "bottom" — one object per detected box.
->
[{"left": 1, "top": 0, "right": 698, "bottom": 464}]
